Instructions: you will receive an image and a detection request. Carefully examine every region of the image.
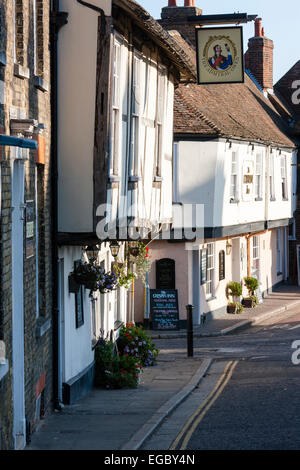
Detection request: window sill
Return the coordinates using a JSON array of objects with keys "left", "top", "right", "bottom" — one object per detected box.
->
[
  {"left": 128, "top": 176, "right": 141, "bottom": 183},
  {"left": 33, "top": 76, "right": 49, "bottom": 93},
  {"left": 153, "top": 176, "right": 163, "bottom": 183},
  {"left": 0, "top": 53, "right": 6, "bottom": 66},
  {"left": 36, "top": 317, "right": 51, "bottom": 339},
  {"left": 206, "top": 295, "right": 217, "bottom": 302},
  {"left": 229, "top": 198, "right": 239, "bottom": 204},
  {"left": 282, "top": 198, "right": 289, "bottom": 202},
  {"left": 14, "top": 63, "right": 30, "bottom": 79},
  {"left": 108, "top": 175, "right": 121, "bottom": 184},
  {"left": 270, "top": 197, "right": 276, "bottom": 202},
  {"left": 255, "top": 197, "right": 263, "bottom": 201},
  {"left": 0, "top": 360, "right": 9, "bottom": 382},
  {"left": 114, "top": 320, "right": 123, "bottom": 331}
]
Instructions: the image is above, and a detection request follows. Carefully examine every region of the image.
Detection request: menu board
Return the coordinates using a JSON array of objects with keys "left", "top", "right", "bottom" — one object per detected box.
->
[{"left": 150, "top": 289, "right": 179, "bottom": 331}]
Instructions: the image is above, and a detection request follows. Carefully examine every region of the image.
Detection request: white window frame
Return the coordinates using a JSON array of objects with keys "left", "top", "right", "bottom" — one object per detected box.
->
[
  {"left": 255, "top": 153, "right": 263, "bottom": 199},
  {"left": 269, "top": 152, "right": 275, "bottom": 200},
  {"left": 230, "top": 151, "right": 238, "bottom": 201},
  {"left": 280, "top": 154, "right": 288, "bottom": 200},
  {"left": 154, "top": 67, "right": 166, "bottom": 178},
  {"left": 173, "top": 142, "right": 179, "bottom": 203},
  {"left": 129, "top": 51, "right": 141, "bottom": 177},
  {"left": 110, "top": 38, "right": 121, "bottom": 176},
  {"left": 206, "top": 243, "right": 215, "bottom": 299}
]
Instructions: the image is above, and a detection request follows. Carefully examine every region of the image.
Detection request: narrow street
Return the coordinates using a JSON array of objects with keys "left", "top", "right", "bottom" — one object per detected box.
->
[{"left": 141, "top": 308, "right": 300, "bottom": 450}]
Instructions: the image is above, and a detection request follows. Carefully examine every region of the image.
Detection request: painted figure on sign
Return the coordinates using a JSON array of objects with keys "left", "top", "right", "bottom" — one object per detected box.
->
[{"left": 209, "top": 44, "right": 232, "bottom": 70}]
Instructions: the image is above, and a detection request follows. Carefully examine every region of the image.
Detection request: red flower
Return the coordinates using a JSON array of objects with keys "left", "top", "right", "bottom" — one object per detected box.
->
[{"left": 146, "top": 246, "right": 149, "bottom": 252}]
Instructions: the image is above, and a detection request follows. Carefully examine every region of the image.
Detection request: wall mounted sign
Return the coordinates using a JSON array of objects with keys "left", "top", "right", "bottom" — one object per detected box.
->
[
  {"left": 242, "top": 160, "right": 254, "bottom": 201},
  {"left": 25, "top": 200, "right": 34, "bottom": 259},
  {"left": 150, "top": 289, "right": 179, "bottom": 331},
  {"left": 196, "top": 26, "right": 244, "bottom": 85}
]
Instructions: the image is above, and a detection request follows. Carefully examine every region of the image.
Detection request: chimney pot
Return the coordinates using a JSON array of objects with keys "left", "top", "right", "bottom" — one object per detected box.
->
[
  {"left": 168, "top": 0, "right": 177, "bottom": 5},
  {"left": 255, "top": 17, "right": 262, "bottom": 37},
  {"left": 184, "top": 0, "right": 195, "bottom": 5}
]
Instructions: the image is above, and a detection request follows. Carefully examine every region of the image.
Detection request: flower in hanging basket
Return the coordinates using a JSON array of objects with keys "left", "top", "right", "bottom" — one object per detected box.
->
[
  {"left": 112, "top": 262, "right": 136, "bottom": 289},
  {"left": 98, "top": 271, "right": 119, "bottom": 294},
  {"left": 129, "top": 241, "right": 152, "bottom": 284}
]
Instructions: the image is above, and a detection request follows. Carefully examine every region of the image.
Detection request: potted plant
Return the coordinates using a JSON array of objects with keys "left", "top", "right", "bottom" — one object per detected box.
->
[
  {"left": 242, "top": 276, "right": 259, "bottom": 308},
  {"left": 70, "top": 262, "right": 119, "bottom": 297},
  {"left": 112, "top": 262, "right": 136, "bottom": 289},
  {"left": 129, "top": 241, "right": 152, "bottom": 284},
  {"left": 226, "top": 281, "right": 244, "bottom": 314}
]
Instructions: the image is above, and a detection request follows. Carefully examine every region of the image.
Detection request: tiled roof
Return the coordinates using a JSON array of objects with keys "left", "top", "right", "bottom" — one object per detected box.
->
[
  {"left": 171, "top": 33, "right": 295, "bottom": 147},
  {"left": 274, "top": 61, "right": 300, "bottom": 119},
  {"left": 113, "top": 0, "right": 197, "bottom": 81}
]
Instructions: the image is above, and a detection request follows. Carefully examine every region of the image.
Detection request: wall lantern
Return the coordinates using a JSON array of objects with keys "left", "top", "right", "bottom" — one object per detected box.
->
[
  {"left": 85, "top": 245, "right": 100, "bottom": 264},
  {"left": 226, "top": 241, "right": 232, "bottom": 256},
  {"left": 109, "top": 240, "right": 120, "bottom": 258},
  {"left": 128, "top": 240, "right": 139, "bottom": 257}
]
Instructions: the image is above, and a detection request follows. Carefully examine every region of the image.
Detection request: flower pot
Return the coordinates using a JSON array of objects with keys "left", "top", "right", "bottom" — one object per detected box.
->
[
  {"left": 242, "top": 298, "right": 255, "bottom": 308},
  {"left": 227, "top": 304, "right": 237, "bottom": 314}
]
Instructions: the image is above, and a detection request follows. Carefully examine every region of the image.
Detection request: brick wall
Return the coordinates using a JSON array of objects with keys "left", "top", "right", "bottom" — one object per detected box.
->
[
  {"left": 0, "top": 0, "right": 52, "bottom": 449},
  {"left": 159, "top": 6, "right": 203, "bottom": 47}
]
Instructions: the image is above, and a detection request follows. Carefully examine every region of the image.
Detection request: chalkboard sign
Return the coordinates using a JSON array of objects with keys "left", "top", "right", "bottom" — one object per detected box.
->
[{"left": 150, "top": 289, "right": 179, "bottom": 331}]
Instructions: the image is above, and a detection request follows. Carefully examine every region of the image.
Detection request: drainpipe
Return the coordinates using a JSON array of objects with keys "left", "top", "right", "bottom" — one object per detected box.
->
[
  {"left": 50, "top": 0, "right": 68, "bottom": 410},
  {"left": 76, "top": 0, "right": 107, "bottom": 35}
]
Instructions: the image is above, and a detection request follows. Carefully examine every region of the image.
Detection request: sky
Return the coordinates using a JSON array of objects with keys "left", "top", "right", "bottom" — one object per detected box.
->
[{"left": 137, "top": 0, "right": 300, "bottom": 84}]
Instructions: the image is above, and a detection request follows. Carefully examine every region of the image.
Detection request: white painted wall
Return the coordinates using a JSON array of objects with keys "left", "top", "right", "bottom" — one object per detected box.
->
[
  {"left": 58, "top": 1, "right": 174, "bottom": 234},
  {"left": 58, "top": 246, "right": 94, "bottom": 383},
  {"left": 176, "top": 139, "right": 295, "bottom": 229},
  {"left": 57, "top": 0, "right": 111, "bottom": 232},
  {"left": 58, "top": 242, "right": 128, "bottom": 383}
]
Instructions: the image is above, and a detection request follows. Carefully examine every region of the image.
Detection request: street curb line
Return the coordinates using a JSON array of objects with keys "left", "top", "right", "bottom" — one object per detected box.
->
[
  {"left": 219, "top": 299, "right": 300, "bottom": 336},
  {"left": 121, "top": 358, "right": 213, "bottom": 451},
  {"left": 150, "top": 299, "right": 300, "bottom": 340}
]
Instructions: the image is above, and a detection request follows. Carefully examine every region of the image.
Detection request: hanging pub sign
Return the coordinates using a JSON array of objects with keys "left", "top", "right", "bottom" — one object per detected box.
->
[{"left": 195, "top": 26, "right": 244, "bottom": 85}]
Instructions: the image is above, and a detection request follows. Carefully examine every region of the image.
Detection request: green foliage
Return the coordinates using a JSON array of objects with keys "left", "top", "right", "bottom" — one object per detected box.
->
[
  {"left": 227, "top": 301, "right": 244, "bottom": 314},
  {"left": 244, "top": 276, "right": 259, "bottom": 296},
  {"left": 117, "top": 323, "right": 159, "bottom": 367},
  {"left": 112, "top": 263, "right": 136, "bottom": 289},
  {"left": 94, "top": 340, "right": 142, "bottom": 389},
  {"left": 130, "top": 242, "right": 152, "bottom": 284},
  {"left": 250, "top": 295, "right": 259, "bottom": 306},
  {"left": 226, "top": 281, "right": 242, "bottom": 300},
  {"left": 235, "top": 302, "right": 244, "bottom": 314}
]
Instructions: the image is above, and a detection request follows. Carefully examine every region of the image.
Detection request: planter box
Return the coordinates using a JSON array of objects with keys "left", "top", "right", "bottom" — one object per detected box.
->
[
  {"left": 242, "top": 298, "right": 255, "bottom": 308},
  {"left": 227, "top": 304, "right": 237, "bottom": 314}
]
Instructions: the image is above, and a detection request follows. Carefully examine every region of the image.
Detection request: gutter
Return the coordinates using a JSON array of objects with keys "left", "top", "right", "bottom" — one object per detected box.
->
[
  {"left": 50, "top": 0, "right": 68, "bottom": 410},
  {"left": 76, "top": 0, "right": 106, "bottom": 35}
]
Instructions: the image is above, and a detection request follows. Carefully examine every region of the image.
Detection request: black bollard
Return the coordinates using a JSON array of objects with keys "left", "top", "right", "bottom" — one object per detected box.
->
[{"left": 186, "top": 304, "right": 194, "bottom": 357}]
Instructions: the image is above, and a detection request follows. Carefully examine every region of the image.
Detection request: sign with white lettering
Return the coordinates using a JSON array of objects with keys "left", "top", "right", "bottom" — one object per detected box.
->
[
  {"left": 26, "top": 200, "right": 34, "bottom": 258},
  {"left": 196, "top": 26, "right": 244, "bottom": 85},
  {"left": 150, "top": 289, "right": 179, "bottom": 331}
]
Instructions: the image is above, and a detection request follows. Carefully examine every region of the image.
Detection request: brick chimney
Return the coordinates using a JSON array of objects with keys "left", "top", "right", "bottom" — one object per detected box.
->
[
  {"left": 159, "top": 1, "right": 202, "bottom": 47},
  {"left": 245, "top": 18, "right": 274, "bottom": 92}
]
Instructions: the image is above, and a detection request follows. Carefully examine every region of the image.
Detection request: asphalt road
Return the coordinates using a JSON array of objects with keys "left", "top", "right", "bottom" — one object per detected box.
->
[{"left": 142, "top": 308, "right": 300, "bottom": 450}]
